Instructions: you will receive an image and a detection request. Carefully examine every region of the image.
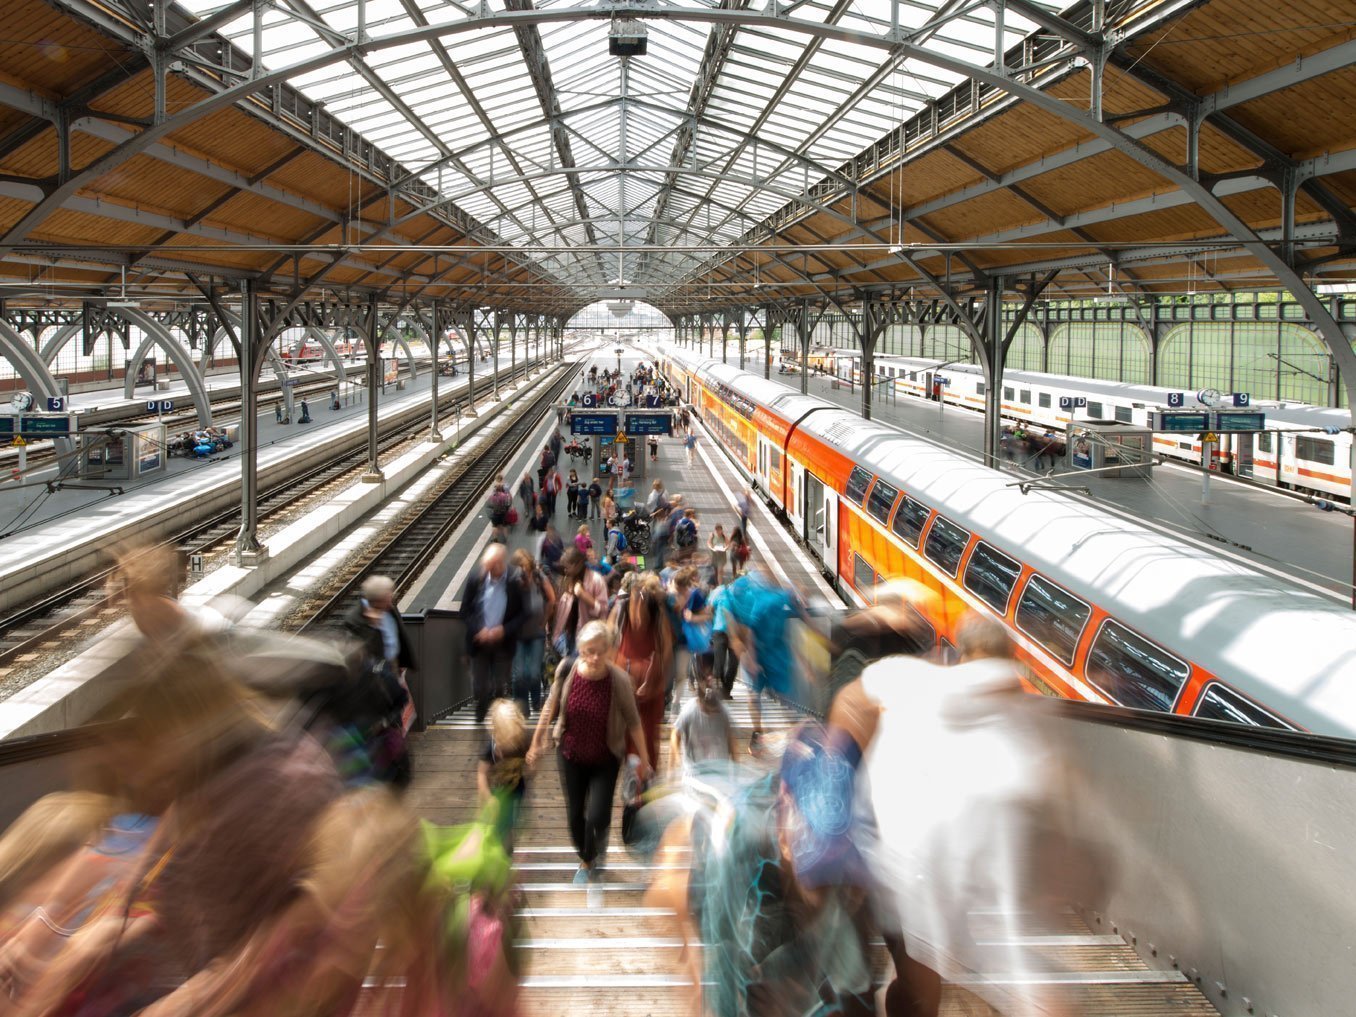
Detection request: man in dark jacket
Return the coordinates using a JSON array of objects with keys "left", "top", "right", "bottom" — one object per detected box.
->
[
  {"left": 339, "top": 574, "right": 417, "bottom": 786},
  {"left": 460, "top": 543, "right": 525, "bottom": 722}
]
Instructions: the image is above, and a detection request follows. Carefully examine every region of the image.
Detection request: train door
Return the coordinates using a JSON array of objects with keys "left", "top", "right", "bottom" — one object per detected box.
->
[
  {"left": 1232, "top": 433, "right": 1255, "bottom": 479},
  {"left": 922, "top": 371, "right": 935, "bottom": 401},
  {"left": 803, "top": 472, "right": 835, "bottom": 572}
]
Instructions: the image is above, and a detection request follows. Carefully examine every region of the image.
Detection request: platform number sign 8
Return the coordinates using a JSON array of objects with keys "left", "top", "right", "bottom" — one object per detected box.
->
[{"left": 1167, "top": 392, "right": 1185, "bottom": 408}]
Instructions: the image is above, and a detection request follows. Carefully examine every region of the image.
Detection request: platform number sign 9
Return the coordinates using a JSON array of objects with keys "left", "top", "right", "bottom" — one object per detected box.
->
[{"left": 1233, "top": 392, "right": 1251, "bottom": 408}]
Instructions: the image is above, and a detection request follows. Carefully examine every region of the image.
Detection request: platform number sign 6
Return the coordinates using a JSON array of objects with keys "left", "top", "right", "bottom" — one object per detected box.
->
[{"left": 1232, "top": 392, "right": 1251, "bottom": 407}]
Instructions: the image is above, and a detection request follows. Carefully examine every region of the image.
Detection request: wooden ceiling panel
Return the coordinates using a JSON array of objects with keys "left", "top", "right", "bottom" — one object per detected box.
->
[
  {"left": 1226, "top": 68, "right": 1356, "bottom": 159},
  {"left": 0, "top": 196, "right": 35, "bottom": 232},
  {"left": 266, "top": 152, "right": 364, "bottom": 208},
  {"left": 1018, "top": 149, "right": 1171, "bottom": 218},
  {"left": 1047, "top": 68, "right": 1166, "bottom": 118},
  {"left": 865, "top": 149, "right": 982, "bottom": 211},
  {"left": 1125, "top": 1, "right": 1356, "bottom": 94},
  {"left": 947, "top": 102, "right": 1095, "bottom": 177},
  {"left": 36, "top": 208, "right": 166, "bottom": 247},
  {"left": 1082, "top": 204, "right": 1218, "bottom": 243},
  {"left": 1196, "top": 125, "right": 1266, "bottom": 176},
  {"left": 156, "top": 234, "right": 275, "bottom": 271},
  {"left": 168, "top": 106, "right": 302, "bottom": 176},
  {"left": 210, "top": 190, "right": 329, "bottom": 242},
  {"left": 0, "top": 0, "right": 130, "bottom": 96},
  {"left": 87, "top": 154, "right": 234, "bottom": 221},
  {"left": 919, "top": 187, "right": 1047, "bottom": 240},
  {"left": 1320, "top": 170, "right": 1356, "bottom": 206},
  {"left": 0, "top": 129, "right": 116, "bottom": 179}
]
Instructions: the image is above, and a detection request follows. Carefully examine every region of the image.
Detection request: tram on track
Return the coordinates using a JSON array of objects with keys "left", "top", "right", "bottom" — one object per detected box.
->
[{"left": 658, "top": 344, "right": 1356, "bottom": 738}]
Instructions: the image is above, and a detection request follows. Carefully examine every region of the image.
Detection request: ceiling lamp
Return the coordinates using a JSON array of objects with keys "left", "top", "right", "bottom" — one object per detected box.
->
[
  {"left": 609, "top": 19, "right": 647, "bottom": 57},
  {"left": 607, "top": 300, "right": 635, "bottom": 318}
]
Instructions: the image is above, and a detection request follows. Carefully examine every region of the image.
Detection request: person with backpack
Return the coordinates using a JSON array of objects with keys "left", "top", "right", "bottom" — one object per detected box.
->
[
  {"left": 674, "top": 508, "right": 699, "bottom": 556},
  {"left": 545, "top": 466, "right": 562, "bottom": 516},
  {"left": 606, "top": 519, "right": 628, "bottom": 563},
  {"left": 486, "top": 476, "right": 513, "bottom": 542},
  {"left": 517, "top": 472, "right": 535, "bottom": 519},
  {"left": 587, "top": 477, "right": 604, "bottom": 520}
]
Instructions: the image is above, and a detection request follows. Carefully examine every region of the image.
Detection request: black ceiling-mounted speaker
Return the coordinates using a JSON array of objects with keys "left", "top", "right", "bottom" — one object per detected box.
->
[{"left": 609, "top": 19, "right": 647, "bottom": 57}]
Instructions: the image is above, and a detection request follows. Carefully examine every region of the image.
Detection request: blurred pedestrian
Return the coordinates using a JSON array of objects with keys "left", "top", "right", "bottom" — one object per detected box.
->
[
  {"left": 611, "top": 573, "right": 673, "bottom": 771},
  {"left": 341, "top": 574, "right": 416, "bottom": 786},
  {"left": 518, "top": 472, "right": 535, "bottom": 518},
  {"left": 550, "top": 548, "right": 608, "bottom": 661},
  {"left": 588, "top": 477, "right": 604, "bottom": 519},
  {"left": 511, "top": 549, "right": 554, "bottom": 717},
  {"left": 567, "top": 469, "right": 580, "bottom": 517},
  {"left": 728, "top": 526, "right": 750, "bottom": 577},
  {"left": 461, "top": 544, "right": 524, "bottom": 724},
  {"left": 707, "top": 523, "right": 729, "bottom": 585},
  {"left": 670, "top": 670, "right": 737, "bottom": 777},
  {"left": 725, "top": 558, "right": 803, "bottom": 755},
  {"left": 478, "top": 699, "right": 530, "bottom": 854}
]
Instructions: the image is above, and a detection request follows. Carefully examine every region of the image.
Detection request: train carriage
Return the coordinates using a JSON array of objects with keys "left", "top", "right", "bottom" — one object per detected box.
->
[
  {"left": 657, "top": 343, "right": 1356, "bottom": 740},
  {"left": 821, "top": 352, "right": 1353, "bottom": 499}
]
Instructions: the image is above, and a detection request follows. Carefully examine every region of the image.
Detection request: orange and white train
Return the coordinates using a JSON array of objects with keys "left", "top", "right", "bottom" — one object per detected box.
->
[{"left": 659, "top": 344, "right": 1356, "bottom": 738}]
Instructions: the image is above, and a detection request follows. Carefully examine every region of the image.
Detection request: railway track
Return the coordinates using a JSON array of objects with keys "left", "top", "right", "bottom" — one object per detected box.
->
[
  {"left": 289, "top": 363, "right": 579, "bottom": 635},
  {"left": 0, "top": 358, "right": 550, "bottom": 674}
]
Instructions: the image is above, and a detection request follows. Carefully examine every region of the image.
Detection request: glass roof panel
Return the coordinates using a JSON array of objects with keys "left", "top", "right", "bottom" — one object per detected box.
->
[{"left": 175, "top": 0, "right": 1085, "bottom": 298}]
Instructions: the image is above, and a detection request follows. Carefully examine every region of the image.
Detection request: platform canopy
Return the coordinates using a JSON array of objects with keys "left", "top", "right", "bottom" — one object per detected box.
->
[{"left": 0, "top": 0, "right": 1351, "bottom": 318}]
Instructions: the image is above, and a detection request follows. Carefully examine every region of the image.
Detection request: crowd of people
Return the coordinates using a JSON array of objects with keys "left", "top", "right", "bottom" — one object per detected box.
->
[{"left": 0, "top": 359, "right": 1100, "bottom": 1017}]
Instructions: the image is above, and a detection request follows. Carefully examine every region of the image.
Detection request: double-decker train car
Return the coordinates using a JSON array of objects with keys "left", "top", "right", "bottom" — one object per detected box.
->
[
  {"left": 658, "top": 344, "right": 1356, "bottom": 738},
  {"left": 827, "top": 352, "right": 1352, "bottom": 499}
]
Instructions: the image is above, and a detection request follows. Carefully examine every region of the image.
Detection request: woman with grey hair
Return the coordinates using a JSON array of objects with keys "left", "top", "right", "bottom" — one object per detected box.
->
[{"left": 527, "top": 620, "right": 651, "bottom": 884}]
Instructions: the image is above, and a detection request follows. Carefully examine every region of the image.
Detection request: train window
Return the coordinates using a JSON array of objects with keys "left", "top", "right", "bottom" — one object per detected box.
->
[
  {"left": 1086, "top": 400, "right": 1104, "bottom": 418},
  {"left": 891, "top": 496, "right": 930, "bottom": 547},
  {"left": 1038, "top": 392, "right": 1051, "bottom": 408},
  {"left": 977, "top": 382, "right": 986, "bottom": 396},
  {"left": 1086, "top": 620, "right": 1189, "bottom": 713},
  {"left": 1003, "top": 386, "right": 1015, "bottom": 400},
  {"left": 1019, "top": 389, "right": 1031, "bottom": 405},
  {"left": 1114, "top": 405, "right": 1132, "bottom": 423},
  {"left": 923, "top": 516, "right": 970, "bottom": 577},
  {"left": 1193, "top": 682, "right": 1293, "bottom": 730},
  {"left": 963, "top": 542, "right": 1021, "bottom": 614},
  {"left": 845, "top": 466, "right": 873, "bottom": 505},
  {"left": 1014, "top": 574, "right": 1090, "bottom": 667},
  {"left": 1296, "top": 436, "right": 1335, "bottom": 466},
  {"left": 867, "top": 479, "right": 899, "bottom": 523},
  {"left": 1178, "top": 441, "right": 1193, "bottom": 451},
  {"left": 1258, "top": 432, "right": 1273, "bottom": 453},
  {"left": 853, "top": 554, "right": 876, "bottom": 600}
]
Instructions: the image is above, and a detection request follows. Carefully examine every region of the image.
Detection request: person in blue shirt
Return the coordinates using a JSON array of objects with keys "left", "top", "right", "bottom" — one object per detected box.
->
[
  {"left": 724, "top": 557, "right": 804, "bottom": 755},
  {"left": 707, "top": 582, "right": 736, "bottom": 699}
]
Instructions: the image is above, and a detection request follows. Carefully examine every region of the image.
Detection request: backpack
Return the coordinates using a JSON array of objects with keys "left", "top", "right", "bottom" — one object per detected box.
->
[
  {"left": 613, "top": 527, "right": 628, "bottom": 553},
  {"left": 676, "top": 518, "right": 697, "bottom": 548}
]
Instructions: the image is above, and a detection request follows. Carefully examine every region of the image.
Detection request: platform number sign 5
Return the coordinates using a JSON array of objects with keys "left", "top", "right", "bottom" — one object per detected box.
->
[
  {"left": 1232, "top": 392, "right": 1251, "bottom": 407},
  {"left": 1167, "top": 392, "right": 1185, "bottom": 408},
  {"left": 45, "top": 397, "right": 64, "bottom": 412}
]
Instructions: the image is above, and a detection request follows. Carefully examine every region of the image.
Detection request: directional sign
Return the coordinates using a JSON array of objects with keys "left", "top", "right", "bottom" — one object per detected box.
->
[
  {"left": 1149, "top": 410, "right": 1211, "bottom": 433},
  {"left": 624, "top": 413, "right": 672, "bottom": 435},
  {"left": 45, "top": 397, "right": 64, "bottom": 412},
  {"left": 571, "top": 412, "right": 618, "bottom": 435}
]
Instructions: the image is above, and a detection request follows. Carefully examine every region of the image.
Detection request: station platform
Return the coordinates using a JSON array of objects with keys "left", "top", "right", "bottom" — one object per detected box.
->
[
  {"left": 403, "top": 351, "right": 837, "bottom": 614},
  {"left": 792, "top": 367, "right": 1350, "bottom": 602}
]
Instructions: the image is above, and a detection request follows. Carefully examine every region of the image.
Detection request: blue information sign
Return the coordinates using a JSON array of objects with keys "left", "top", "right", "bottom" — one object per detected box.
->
[
  {"left": 1214, "top": 411, "right": 1266, "bottom": 432},
  {"left": 571, "top": 412, "right": 618, "bottom": 435},
  {"left": 20, "top": 415, "right": 76, "bottom": 436},
  {"left": 1149, "top": 410, "right": 1211, "bottom": 433},
  {"left": 624, "top": 413, "right": 672, "bottom": 435}
]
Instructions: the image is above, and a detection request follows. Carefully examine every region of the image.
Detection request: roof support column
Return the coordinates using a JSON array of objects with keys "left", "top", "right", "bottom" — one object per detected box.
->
[
  {"left": 796, "top": 301, "right": 814, "bottom": 396},
  {"left": 979, "top": 276, "right": 1006, "bottom": 469},
  {"left": 429, "top": 302, "right": 444, "bottom": 443},
  {"left": 859, "top": 298, "right": 891, "bottom": 423},
  {"left": 490, "top": 311, "right": 501, "bottom": 400},
  {"left": 363, "top": 294, "right": 383, "bottom": 483},
  {"left": 454, "top": 307, "right": 477, "bottom": 416},
  {"left": 736, "top": 311, "right": 749, "bottom": 371},
  {"left": 234, "top": 279, "right": 266, "bottom": 564}
]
